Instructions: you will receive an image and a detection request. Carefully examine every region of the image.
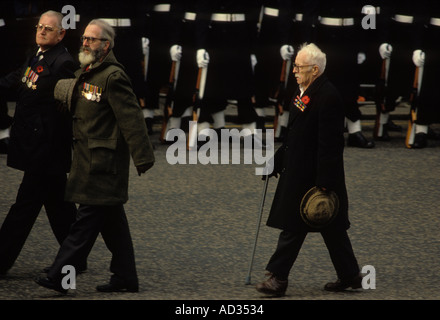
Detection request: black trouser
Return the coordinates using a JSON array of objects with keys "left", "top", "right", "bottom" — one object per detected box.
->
[
  {"left": 0, "top": 172, "right": 77, "bottom": 272},
  {"left": 47, "top": 204, "right": 138, "bottom": 287},
  {"left": 316, "top": 25, "right": 361, "bottom": 122},
  {"left": 417, "top": 25, "right": 440, "bottom": 125},
  {"left": 266, "top": 228, "right": 360, "bottom": 281}
]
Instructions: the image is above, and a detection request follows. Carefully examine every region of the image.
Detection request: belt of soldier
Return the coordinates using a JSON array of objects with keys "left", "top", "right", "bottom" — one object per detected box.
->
[
  {"left": 184, "top": 12, "right": 196, "bottom": 21},
  {"left": 393, "top": 14, "right": 413, "bottom": 24},
  {"left": 264, "top": 7, "right": 279, "bottom": 17},
  {"left": 154, "top": 4, "right": 171, "bottom": 12},
  {"left": 211, "top": 13, "right": 245, "bottom": 22},
  {"left": 319, "top": 17, "right": 354, "bottom": 27},
  {"left": 430, "top": 17, "right": 440, "bottom": 27},
  {"left": 100, "top": 18, "right": 131, "bottom": 27},
  {"left": 0, "top": 19, "right": 5, "bottom": 27}
]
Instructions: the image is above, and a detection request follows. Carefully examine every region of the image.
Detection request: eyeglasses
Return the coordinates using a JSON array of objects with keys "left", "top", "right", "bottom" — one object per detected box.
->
[
  {"left": 35, "top": 24, "right": 58, "bottom": 33},
  {"left": 80, "top": 36, "right": 108, "bottom": 44},
  {"left": 293, "top": 64, "right": 315, "bottom": 70}
]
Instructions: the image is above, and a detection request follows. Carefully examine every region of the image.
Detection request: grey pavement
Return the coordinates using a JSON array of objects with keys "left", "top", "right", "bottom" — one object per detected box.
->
[{"left": 0, "top": 104, "right": 439, "bottom": 304}]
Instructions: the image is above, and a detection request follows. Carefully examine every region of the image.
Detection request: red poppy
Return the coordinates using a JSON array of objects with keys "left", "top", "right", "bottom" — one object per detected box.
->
[
  {"left": 301, "top": 95, "right": 310, "bottom": 105},
  {"left": 36, "top": 66, "right": 44, "bottom": 73}
]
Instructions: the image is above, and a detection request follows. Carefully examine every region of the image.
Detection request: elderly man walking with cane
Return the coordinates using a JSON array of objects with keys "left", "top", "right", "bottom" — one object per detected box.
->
[{"left": 255, "top": 43, "right": 362, "bottom": 296}]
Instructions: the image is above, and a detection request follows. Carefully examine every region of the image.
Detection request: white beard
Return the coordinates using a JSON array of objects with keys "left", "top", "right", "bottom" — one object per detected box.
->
[{"left": 78, "top": 51, "right": 95, "bottom": 67}]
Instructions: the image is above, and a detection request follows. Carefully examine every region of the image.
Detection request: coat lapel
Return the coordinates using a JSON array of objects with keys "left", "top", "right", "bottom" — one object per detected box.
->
[{"left": 287, "top": 75, "right": 328, "bottom": 127}]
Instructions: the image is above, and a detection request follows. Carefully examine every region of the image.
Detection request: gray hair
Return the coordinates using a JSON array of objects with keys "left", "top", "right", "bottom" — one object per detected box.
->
[
  {"left": 40, "top": 10, "right": 64, "bottom": 33},
  {"left": 88, "top": 19, "right": 115, "bottom": 49},
  {"left": 297, "top": 43, "right": 326, "bottom": 75}
]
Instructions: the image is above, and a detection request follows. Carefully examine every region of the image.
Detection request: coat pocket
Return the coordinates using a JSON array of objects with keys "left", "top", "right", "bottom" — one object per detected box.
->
[{"left": 88, "top": 138, "right": 117, "bottom": 174}]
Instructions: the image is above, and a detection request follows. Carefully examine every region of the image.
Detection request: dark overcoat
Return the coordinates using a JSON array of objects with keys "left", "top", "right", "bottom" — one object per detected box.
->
[
  {"left": 64, "top": 50, "right": 155, "bottom": 206},
  {"left": 0, "top": 43, "right": 76, "bottom": 174},
  {"left": 266, "top": 75, "right": 350, "bottom": 234}
]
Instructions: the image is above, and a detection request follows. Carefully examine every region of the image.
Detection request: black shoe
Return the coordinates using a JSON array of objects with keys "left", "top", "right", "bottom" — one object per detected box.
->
[
  {"left": 347, "top": 132, "right": 375, "bottom": 148},
  {"left": 35, "top": 277, "right": 68, "bottom": 294},
  {"left": 427, "top": 127, "right": 440, "bottom": 140},
  {"left": 384, "top": 119, "right": 402, "bottom": 132},
  {"left": 96, "top": 282, "right": 139, "bottom": 293},
  {"left": 324, "top": 274, "right": 363, "bottom": 292},
  {"left": 412, "top": 133, "right": 428, "bottom": 149},
  {"left": 0, "top": 137, "right": 9, "bottom": 154},
  {"left": 374, "top": 126, "right": 390, "bottom": 141},
  {"left": 256, "top": 117, "right": 265, "bottom": 131}
]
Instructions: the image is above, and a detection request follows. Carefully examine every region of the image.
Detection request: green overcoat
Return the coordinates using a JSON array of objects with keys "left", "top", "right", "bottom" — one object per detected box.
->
[{"left": 64, "top": 50, "right": 154, "bottom": 205}]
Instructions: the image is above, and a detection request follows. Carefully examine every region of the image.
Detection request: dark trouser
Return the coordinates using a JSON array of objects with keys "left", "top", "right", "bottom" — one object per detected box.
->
[
  {"left": 0, "top": 172, "right": 77, "bottom": 272},
  {"left": 317, "top": 25, "right": 361, "bottom": 122},
  {"left": 47, "top": 204, "right": 138, "bottom": 287},
  {"left": 266, "top": 228, "right": 360, "bottom": 281}
]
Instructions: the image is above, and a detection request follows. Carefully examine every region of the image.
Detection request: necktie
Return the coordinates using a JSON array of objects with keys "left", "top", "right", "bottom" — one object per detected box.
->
[{"left": 30, "top": 51, "right": 43, "bottom": 67}]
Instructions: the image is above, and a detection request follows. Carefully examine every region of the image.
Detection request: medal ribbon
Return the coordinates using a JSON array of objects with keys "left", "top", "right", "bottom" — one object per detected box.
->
[
  {"left": 294, "top": 95, "right": 307, "bottom": 112},
  {"left": 82, "top": 83, "right": 103, "bottom": 99}
]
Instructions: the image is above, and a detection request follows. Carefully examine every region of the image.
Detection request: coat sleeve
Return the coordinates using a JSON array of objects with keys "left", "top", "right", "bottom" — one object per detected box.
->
[
  {"left": 107, "top": 71, "right": 155, "bottom": 168},
  {"left": 315, "top": 89, "right": 345, "bottom": 190}
]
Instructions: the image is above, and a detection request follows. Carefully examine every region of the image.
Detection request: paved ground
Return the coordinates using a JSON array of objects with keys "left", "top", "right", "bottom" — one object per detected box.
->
[{"left": 0, "top": 103, "right": 439, "bottom": 314}]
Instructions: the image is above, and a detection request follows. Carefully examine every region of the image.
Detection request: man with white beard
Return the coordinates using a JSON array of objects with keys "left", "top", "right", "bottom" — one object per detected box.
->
[{"left": 35, "top": 19, "right": 155, "bottom": 294}]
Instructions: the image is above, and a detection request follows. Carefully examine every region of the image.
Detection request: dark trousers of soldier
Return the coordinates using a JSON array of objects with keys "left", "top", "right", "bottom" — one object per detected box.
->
[
  {"left": 145, "top": 43, "right": 172, "bottom": 111},
  {"left": 254, "top": 50, "right": 284, "bottom": 109},
  {"left": 0, "top": 172, "right": 77, "bottom": 273},
  {"left": 144, "top": 10, "right": 174, "bottom": 111},
  {"left": 172, "top": 20, "right": 198, "bottom": 119},
  {"left": 254, "top": 16, "right": 285, "bottom": 111},
  {"left": 199, "top": 21, "right": 257, "bottom": 125},
  {"left": 265, "top": 228, "right": 360, "bottom": 281},
  {"left": 384, "top": 21, "right": 415, "bottom": 111},
  {"left": 47, "top": 204, "right": 138, "bottom": 287},
  {"left": 359, "top": 29, "right": 383, "bottom": 101},
  {"left": 316, "top": 25, "right": 361, "bottom": 122},
  {"left": 418, "top": 24, "right": 440, "bottom": 125},
  {"left": 112, "top": 26, "right": 144, "bottom": 99}
]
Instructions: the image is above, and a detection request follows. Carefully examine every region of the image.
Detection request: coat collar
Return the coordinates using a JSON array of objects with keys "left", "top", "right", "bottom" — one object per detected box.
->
[
  {"left": 299, "top": 74, "right": 328, "bottom": 99},
  {"left": 288, "top": 75, "right": 329, "bottom": 126},
  {"left": 31, "top": 42, "right": 67, "bottom": 67}
]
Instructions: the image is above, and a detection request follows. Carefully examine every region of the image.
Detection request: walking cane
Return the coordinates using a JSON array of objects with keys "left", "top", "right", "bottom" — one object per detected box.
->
[{"left": 245, "top": 176, "right": 269, "bottom": 285}]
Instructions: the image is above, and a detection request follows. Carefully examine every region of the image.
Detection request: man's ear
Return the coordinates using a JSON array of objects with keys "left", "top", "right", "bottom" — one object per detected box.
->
[
  {"left": 104, "top": 40, "right": 111, "bottom": 52},
  {"left": 58, "top": 29, "right": 66, "bottom": 42}
]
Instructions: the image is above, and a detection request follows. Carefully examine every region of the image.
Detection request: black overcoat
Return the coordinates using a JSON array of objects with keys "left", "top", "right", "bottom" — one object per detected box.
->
[
  {"left": 0, "top": 43, "right": 76, "bottom": 174},
  {"left": 266, "top": 75, "right": 350, "bottom": 234}
]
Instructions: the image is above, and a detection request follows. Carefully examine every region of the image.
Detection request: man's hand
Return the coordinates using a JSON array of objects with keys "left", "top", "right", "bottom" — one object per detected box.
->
[
  {"left": 136, "top": 162, "right": 154, "bottom": 176},
  {"left": 196, "top": 49, "right": 210, "bottom": 68}
]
